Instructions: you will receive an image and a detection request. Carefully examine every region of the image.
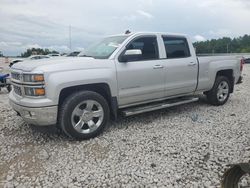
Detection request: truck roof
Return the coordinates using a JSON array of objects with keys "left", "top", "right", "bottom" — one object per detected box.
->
[{"left": 109, "top": 32, "right": 188, "bottom": 38}]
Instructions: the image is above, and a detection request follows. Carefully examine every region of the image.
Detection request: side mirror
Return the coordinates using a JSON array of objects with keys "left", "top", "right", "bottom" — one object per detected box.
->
[
  {"left": 120, "top": 49, "right": 142, "bottom": 62},
  {"left": 124, "top": 49, "right": 142, "bottom": 56}
]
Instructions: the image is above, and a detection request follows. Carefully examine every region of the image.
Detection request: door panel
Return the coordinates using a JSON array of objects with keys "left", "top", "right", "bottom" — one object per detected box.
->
[
  {"left": 116, "top": 36, "right": 165, "bottom": 106},
  {"left": 164, "top": 57, "right": 198, "bottom": 96},
  {"left": 162, "top": 36, "right": 198, "bottom": 97},
  {"left": 116, "top": 60, "right": 165, "bottom": 106}
]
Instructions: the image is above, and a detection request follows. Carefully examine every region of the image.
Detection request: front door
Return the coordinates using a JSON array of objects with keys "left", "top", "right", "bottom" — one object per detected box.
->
[{"left": 116, "top": 36, "right": 165, "bottom": 106}]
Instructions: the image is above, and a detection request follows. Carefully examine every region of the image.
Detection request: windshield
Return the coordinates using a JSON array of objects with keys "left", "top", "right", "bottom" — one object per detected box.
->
[{"left": 78, "top": 35, "right": 128, "bottom": 59}]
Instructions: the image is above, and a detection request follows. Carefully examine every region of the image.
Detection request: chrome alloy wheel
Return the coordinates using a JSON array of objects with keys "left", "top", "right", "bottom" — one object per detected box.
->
[
  {"left": 71, "top": 100, "right": 104, "bottom": 134},
  {"left": 217, "top": 81, "right": 229, "bottom": 102}
]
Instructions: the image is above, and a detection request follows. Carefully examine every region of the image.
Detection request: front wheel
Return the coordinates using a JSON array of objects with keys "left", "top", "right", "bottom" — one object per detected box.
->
[
  {"left": 58, "top": 91, "right": 110, "bottom": 140},
  {"left": 205, "top": 76, "right": 231, "bottom": 106},
  {"left": 6, "top": 85, "right": 12, "bottom": 92}
]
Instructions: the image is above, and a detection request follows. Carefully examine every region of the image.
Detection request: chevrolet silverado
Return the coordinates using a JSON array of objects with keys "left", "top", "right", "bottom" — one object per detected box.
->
[{"left": 9, "top": 32, "right": 243, "bottom": 139}]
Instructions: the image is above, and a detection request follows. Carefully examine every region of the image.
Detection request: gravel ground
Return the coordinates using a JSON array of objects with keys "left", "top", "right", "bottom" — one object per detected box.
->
[{"left": 0, "top": 64, "right": 250, "bottom": 187}]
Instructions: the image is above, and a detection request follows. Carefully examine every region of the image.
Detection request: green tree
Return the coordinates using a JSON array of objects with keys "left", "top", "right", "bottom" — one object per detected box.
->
[
  {"left": 21, "top": 48, "right": 59, "bottom": 57},
  {"left": 193, "top": 34, "right": 250, "bottom": 54}
]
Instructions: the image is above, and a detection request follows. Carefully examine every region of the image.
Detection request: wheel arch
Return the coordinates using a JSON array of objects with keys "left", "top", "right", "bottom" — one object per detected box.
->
[
  {"left": 58, "top": 83, "right": 118, "bottom": 120},
  {"left": 216, "top": 69, "right": 234, "bottom": 93}
]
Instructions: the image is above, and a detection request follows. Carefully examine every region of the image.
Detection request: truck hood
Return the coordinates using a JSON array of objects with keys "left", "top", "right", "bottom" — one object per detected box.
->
[{"left": 11, "top": 57, "right": 113, "bottom": 72}]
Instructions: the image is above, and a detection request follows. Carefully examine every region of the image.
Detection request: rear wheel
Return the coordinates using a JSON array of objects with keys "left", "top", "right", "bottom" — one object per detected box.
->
[
  {"left": 205, "top": 76, "right": 231, "bottom": 106},
  {"left": 58, "top": 91, "right": 110, "bottom": 140}
]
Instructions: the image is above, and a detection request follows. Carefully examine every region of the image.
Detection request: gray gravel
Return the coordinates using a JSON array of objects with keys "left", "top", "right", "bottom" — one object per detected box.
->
[{"left": 0, "top": 65, "right": 250, "bottom": 187}]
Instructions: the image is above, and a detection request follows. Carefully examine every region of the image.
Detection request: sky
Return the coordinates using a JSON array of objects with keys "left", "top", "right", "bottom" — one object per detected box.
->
[{"left": 1, "top": 0, "right": 250, "bottom": 56}]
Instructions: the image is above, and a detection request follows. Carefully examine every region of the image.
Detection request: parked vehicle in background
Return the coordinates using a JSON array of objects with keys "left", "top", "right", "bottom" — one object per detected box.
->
[
  {"left": 244, "top": 58, "right": 250, "bottom": 64},
  {"left": 67, "top": 51, "right": 80, "bottom": 57},
  {"left": 9, "top": 59, "right": 24, "bottom": 67},
  {"left": 9, "top": 55, "right": 51, "bottom": 67},
  {"left": 0, "top": 67, "right": 11, "bottom": 92},
  {"left": 9, "top": 32, "right": 243, "bottom": 140},
  {"left": 48, "top": 53, "right": 61, "bottom": 57},
  {"left": 61, "top": 53, "right": 68, "bottom": 56},
  {"left": 28, "top": 55, "right": 50, "bottom": 60}
]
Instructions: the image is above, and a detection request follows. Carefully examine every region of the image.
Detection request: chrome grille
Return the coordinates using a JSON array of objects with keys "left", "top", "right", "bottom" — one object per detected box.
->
[
  {"left": 13, "top": 85, "right": 22, "bottom": 96},
  {"left": 11, "top": 72, "right": 21, "bottom": 81}
]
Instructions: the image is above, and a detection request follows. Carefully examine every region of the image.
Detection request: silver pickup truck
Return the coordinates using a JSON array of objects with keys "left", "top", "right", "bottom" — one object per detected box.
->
[{"left": 9, "top": 32, "right": 243, "bottom": 139}]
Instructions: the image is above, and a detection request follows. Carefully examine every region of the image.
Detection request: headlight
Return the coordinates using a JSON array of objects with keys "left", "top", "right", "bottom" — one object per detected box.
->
[
  {"left": 23, "top": 74, "right": 44, "bottom": 82},
  {"left": 24, "top": 87, "right": 45, "bottom": 96}
]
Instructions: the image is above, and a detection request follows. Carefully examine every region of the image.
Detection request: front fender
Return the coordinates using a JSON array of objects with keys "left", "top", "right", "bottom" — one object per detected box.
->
[{"left": 45, "top": 68, "right": 117, "bottom": 104}]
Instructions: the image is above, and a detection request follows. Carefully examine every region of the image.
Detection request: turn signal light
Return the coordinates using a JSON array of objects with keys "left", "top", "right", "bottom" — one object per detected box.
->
[{"left": 34, "top": 88, "right": 45, "bottom": 96}]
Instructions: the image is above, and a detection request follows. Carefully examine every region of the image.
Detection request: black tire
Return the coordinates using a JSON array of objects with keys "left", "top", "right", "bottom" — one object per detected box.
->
[
  {"left": 205, "top": 76, "right": 231, "bottom": 106},
  {"left": 221, "top": 165, "right": 248, "bottom": 188},
  {"left": 6, "top": 85, "right": 12, "bottom": 92},
  {"left": 58, "top": 91, "right": 110, "bottom": 140}
]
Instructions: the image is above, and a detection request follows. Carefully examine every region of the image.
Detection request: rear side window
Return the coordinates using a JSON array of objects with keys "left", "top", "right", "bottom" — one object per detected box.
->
[{"left": 162, "top": 36, "right": 190, "bottom": 59}]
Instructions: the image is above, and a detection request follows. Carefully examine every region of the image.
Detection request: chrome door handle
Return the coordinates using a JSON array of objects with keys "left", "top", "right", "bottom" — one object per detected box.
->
[
  {"left": 188, "top": 62, "right": 197, "bottom": 66},
  {"left": 153, "top": 65, "right": 164, "bottom": 69}
]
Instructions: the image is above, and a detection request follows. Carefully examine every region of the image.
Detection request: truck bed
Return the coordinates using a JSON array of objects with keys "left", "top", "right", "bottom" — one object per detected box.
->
[{"left": 197, "top": 54, "right": 241, "bottom": 63}]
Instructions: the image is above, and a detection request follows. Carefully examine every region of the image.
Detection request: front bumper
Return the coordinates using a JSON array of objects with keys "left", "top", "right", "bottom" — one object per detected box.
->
[{"left": 9, "top": 100, "right": 58, "bottom": 126}]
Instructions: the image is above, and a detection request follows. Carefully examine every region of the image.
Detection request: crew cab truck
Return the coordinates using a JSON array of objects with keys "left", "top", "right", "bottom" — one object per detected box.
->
[{"left": 9, "top": 32, "right": 243, "bottom": 140}]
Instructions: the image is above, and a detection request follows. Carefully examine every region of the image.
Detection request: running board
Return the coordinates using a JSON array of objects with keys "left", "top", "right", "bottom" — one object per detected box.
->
[{"left": 122, "top": 97, "right": 199, "bottom": 117}]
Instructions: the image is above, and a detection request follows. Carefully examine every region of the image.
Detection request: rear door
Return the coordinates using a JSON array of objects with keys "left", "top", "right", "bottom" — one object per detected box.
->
[
  {"left": 115, "top": 36, "right": 165, "bottom": 106},
  {"left": 162, "top": 36, "right": 198, "bottom": 96}
]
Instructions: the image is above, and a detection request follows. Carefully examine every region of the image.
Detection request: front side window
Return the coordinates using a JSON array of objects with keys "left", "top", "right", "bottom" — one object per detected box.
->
[
  {"left": 163, "top": 36, "right": 190, "bottom": 59},
  {"left": 79, "top": 36, "right": 128, "bottom": 59},
  {"left": 126, "top": 36, "right": 159, "bottom": 61}
]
